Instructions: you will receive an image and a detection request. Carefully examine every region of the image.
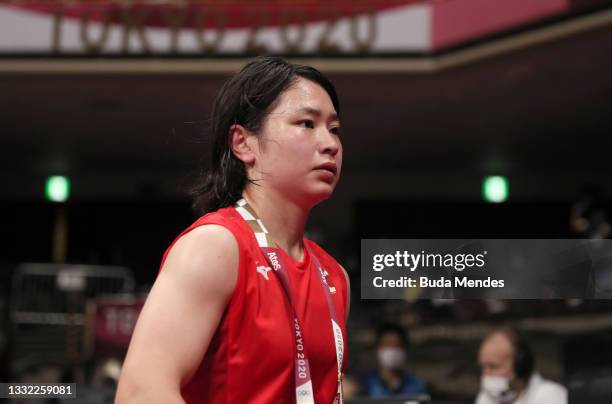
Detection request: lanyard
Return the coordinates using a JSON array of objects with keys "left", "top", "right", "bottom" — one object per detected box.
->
[{"left": 234, "top": 198, "right": 344, "bottom": 404}]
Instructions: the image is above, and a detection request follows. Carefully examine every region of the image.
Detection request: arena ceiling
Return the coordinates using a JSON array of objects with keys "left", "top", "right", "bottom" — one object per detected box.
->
[{"left": 1, "top": 11, "right": 612, "bottom": 200}]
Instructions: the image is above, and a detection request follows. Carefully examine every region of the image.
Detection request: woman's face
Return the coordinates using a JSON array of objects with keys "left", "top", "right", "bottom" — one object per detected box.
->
[{"left": 249, "top": 77, "right": 342, "bottom": 207}]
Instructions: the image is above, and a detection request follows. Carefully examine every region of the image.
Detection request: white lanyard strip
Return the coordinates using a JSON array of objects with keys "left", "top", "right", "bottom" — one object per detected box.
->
[{"left": 235, "top": 199, "right": 344, "bottom": 404}]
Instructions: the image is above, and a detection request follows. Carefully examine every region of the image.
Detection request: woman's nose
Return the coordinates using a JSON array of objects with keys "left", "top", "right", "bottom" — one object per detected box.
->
[{"left": 319, "top": 128, "right": 340, "bottom": 156}]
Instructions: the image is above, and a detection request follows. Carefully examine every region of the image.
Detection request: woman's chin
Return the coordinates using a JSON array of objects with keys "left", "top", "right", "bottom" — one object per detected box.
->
[{"left": 303, "top": 186, "right": 336, "bottom": 207}]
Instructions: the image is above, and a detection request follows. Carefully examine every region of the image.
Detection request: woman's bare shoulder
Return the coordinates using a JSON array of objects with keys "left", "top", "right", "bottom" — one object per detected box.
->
[
  {"left": 160, "top": 224, "right": 239, "bottom": 294},
  {"left": 116, "top": 224, "right": 240, "bottom": 402}
]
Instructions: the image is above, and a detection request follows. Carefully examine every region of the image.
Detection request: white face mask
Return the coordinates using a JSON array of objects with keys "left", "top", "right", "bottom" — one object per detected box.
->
[
  {"left": 377, "top": 347, "right": 406, "bottom": 369},
  {"left": 480, "top": 376, "right": 517, "bottom": 403}
]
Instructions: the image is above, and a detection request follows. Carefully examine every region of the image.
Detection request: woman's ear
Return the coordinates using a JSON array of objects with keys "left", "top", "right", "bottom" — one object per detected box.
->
[{"left": 229, "top": 124, "right": 256, "bottom": 165}]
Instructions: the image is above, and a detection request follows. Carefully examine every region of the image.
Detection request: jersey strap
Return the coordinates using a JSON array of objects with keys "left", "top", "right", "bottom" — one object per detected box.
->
[{"left": 234, "top": 198, "right": 344, "bottom": 404}]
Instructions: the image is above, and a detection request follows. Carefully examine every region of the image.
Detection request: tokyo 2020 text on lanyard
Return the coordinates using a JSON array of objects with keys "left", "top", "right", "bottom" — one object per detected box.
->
[{"left": 234, "top": 198, "right": 344, "bottom": 404}]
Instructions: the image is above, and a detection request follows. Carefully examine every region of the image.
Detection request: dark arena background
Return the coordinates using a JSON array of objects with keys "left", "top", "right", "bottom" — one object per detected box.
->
[{"left": 2, "top": 0, "right": 612, "bottom": 403}]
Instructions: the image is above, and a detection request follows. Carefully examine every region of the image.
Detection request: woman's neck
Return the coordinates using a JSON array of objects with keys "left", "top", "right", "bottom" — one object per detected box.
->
[{"left": 242, "top": 188, "right": 310, "bottom": 261}]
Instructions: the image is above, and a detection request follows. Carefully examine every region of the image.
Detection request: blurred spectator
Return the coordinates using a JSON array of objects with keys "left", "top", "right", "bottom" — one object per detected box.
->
[
  {"left": 361, "top": 324, "right": 427, "bottom": 397},
  {"left": 570, "top": 187, "right": 610, "bottom": 240},
  {"left": 342, "top": 373, "right": 360, "bottom": 399},
  {"left": 90, "top": 357, "right": 121, "bottom": 388},
  {"left": 476, "top": 327, "right": 567, "bottom": 404}
]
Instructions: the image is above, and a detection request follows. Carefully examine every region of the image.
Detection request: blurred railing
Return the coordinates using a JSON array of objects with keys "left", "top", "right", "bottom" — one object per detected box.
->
[{"left": 10, "top": 263, "right": 134, "bottom": 372}]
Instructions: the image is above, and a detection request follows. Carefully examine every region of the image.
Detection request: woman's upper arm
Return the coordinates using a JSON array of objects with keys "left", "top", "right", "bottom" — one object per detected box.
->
[{"left": 117, "top": 224, "right": 239, "bottom": 401}]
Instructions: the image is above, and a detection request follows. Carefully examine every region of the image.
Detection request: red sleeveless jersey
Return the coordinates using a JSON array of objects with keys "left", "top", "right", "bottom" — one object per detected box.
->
[{"left": 159, "top": 206, "right": 348, "bottom": 403}]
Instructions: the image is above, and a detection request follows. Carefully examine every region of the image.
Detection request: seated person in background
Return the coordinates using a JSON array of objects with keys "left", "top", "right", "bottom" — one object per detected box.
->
[
  {"left": 361, "top": 324, "right": 427, "bottom": 397},
  {"left": 476, "top": 326, "right": 567, "bottom": 404},
  {"left": 342, "top": 373, "right": 361, "bottom": 399}
]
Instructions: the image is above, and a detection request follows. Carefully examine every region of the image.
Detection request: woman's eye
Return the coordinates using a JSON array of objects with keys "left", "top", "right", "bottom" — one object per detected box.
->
[
  {"left": 330, "top": 126, "right": 341, "bottom": 136},
  {"left": 298, "top": 120, "right": 315, "bottom": 129}
]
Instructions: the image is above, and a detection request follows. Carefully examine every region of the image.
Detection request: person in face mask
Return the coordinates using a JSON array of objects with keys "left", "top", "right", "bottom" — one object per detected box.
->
[
  {"left": 476, "top": 327, "right": 567, "bottom": 404},
  {"left": 361, "top": 324, "right": 427, "bottom": 397}
]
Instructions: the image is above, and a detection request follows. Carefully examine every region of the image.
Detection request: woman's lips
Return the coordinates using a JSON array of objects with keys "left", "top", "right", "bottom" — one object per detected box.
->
[{"left": 314, "top": 162, "right": 338, "bottom": 176}]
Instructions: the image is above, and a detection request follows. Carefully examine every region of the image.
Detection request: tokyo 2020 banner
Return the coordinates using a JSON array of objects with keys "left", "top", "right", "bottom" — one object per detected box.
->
[{"left": 0, "top": 0, "right": 575, "bottom": 55}]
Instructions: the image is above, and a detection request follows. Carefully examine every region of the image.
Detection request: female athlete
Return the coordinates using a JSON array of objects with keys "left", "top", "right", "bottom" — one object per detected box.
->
[{"left": 116, "top": 56, "right": 350, "bottom": 404}]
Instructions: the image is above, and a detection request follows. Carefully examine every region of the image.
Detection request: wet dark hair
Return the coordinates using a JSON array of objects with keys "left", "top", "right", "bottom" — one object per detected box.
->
[{"left": 190, "top": 56, "right": 340, "bottom": 214}]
